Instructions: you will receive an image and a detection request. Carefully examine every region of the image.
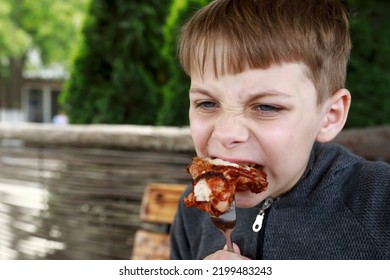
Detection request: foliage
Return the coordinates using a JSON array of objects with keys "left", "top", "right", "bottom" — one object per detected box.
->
[
  {"left": 156, "top": 0, "right": 189, "bottom": 126},
  {"left": 0, "top": 0, "right": 87, "bottom": 111},
  {"left": 344, "top": 0, "right": 390, "bottom": 127},
  {"left": 62, "top": 0, "right": 210, "bottom": 125},
  {"left": 157, "top": 0, "right": 210, "bottom": 126},
  {"left": 0, "top": 0, "right": 87, "bottom": 68},
  {"left": 62, "top": 0, "right": 171, "bottom": 124},
  {"left": 0, "top": 1, "right": 30, "bottom": 60}
]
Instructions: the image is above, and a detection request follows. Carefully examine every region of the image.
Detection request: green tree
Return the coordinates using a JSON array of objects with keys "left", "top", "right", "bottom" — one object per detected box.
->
[
  {"left": 344, "top": 0, "right": 390, "bottom": 127},
  {"left": 0, "top": 0, "right": 87, "bottom": 110},
  {"left": 62, "top": 0, "right": 210, "bottom": 125},
  {"left": 157, "top": 0, "right": 210, "bottom": 126},
  {"left": 62, "top": 0, "right": 171, "bottom": 124}
]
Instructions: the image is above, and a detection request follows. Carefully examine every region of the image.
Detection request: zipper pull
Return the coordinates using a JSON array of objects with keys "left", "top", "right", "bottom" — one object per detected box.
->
[
  {"left": 252, "top": 197, "right": 274, "bottom": 232},
  {"left": 252, "top": 211, "right": 265, "bottom": 232}
]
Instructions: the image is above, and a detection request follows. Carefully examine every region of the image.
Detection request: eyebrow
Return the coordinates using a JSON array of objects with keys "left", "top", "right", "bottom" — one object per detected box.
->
[
  {"left": 189, "top": 87, "right": 210, "bottom": 94},
  {"left": 190, "top": 87, "right": 292, "bottom": 99},
  {"left": 189, "top": 87, "right": 218, "bottom": 100},
  {"left": 246, "top": 90, "right": 292, "bottom": 99}
]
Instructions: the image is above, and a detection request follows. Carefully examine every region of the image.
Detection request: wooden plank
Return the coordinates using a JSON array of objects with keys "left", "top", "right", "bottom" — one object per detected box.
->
[
  {"left": 0, "top": 142, "right": 193, "bottom": 260},
  {"left": 131, "top": 230, "right": 170, "bottom": 260},
  {"left": 140, "top": 183, "right": 186, "bottom": 224}
]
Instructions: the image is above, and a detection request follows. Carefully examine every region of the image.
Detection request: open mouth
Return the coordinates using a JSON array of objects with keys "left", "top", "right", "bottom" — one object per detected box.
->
[{"left": 210, "top": 157, "right": 263, "bottom": 170}]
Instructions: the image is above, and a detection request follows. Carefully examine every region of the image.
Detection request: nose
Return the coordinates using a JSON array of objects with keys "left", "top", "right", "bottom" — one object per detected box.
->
[{"left": 211, "top": 114, "right": 250, "bottom": 149}]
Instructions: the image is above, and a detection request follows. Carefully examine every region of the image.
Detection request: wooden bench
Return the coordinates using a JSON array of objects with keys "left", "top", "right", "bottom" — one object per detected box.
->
[{"left": 131, "top": 183, "right": 187, "bottom": 260}]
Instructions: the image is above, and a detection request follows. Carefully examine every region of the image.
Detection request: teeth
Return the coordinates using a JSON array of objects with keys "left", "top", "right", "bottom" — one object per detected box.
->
[
  {"left": 208, "top": 158, "right": 239, "bottom": 167},
  {"left": 208, "top": 157, "right": 262, "bottom": 169},
  {"left": 240, "top": 163, "right": 257, "bottom": 168}
]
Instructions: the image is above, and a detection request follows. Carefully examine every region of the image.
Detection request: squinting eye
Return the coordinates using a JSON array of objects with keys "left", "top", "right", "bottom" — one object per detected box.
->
[
  {"left": 254, "top": 104, "right": 283, "bottom": 116},
  {"left": 196, "top": 101, "right": 217, "bottom": 109},
  {"left": 257, "top": 105, "right": 279, "bottom": 111}
]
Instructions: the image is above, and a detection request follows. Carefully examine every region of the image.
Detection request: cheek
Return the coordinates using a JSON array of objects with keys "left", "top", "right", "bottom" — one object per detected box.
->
[
  {"left": 272, "top": 131, "right": 312, "bottom": 162},
  {"left": 190, "top": 118, "right": 212, "bottom": 156},
  {"left": 260, "top": 129, "right": 311, "bottom": 176}
]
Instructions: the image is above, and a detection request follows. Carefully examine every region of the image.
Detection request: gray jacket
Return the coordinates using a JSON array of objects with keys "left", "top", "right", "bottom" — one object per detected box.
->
[{"left": 170, "top": 143, "right": 390, "bottom": 259}]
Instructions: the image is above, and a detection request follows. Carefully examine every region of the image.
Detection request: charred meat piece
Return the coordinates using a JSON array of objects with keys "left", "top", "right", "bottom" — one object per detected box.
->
[{"left": 184, "top": 157, "right": 268, "bottom": 216}]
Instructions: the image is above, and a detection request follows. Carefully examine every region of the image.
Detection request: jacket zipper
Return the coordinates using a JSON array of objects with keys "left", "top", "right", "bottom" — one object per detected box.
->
[{"left": 252, "top": 197, "right": 274, "bottom": 232}]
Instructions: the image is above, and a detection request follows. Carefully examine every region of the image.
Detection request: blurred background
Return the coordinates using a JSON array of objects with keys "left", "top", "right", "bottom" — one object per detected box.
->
[{"left": 0, "top": 0, "right": 389, "bottom": 259}]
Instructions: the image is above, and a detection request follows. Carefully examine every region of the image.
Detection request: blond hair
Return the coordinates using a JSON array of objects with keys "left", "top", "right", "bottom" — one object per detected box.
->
[{"left": 178, "top": 0, "right": 352, "bottom": 104}]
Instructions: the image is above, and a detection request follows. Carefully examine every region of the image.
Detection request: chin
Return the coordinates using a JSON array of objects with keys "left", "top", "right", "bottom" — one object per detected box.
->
[{"left": 235, "top": 191, "right": 264, "bottom": 208}]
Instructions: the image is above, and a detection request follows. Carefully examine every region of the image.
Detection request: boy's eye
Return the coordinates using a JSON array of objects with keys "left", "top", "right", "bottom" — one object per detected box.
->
[
  {"left": 254, "top": 104, "right": 283, "bottom": 115},
  {"left": 258, "top": 105, "right": 276, "bottom": 111},
  {"left": 196, "top": 101, "right": 218, "bottom": 110}
]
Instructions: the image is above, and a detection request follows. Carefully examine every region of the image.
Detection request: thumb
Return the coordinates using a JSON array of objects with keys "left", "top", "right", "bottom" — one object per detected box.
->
[{"left": 223, "top": 243, "right": 241, "bottom": 254}]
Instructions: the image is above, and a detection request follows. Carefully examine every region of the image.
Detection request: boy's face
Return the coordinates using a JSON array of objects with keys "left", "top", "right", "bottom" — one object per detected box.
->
[{"left": 189, "top": 63, "right": 328, "bottom": 208}]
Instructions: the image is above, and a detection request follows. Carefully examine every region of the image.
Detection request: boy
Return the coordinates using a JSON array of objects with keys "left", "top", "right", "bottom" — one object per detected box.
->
[{"left": 170, "top": 0, "right": 390, "bottom": 259}]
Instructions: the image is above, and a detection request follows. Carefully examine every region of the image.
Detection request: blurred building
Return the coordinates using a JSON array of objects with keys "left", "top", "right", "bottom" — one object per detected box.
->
[
  {"left": 0, "top": 50, "right": 66, "bottom": 123},
  {"left": 21, "top": 77, "right": 63, "bottom": 123}
]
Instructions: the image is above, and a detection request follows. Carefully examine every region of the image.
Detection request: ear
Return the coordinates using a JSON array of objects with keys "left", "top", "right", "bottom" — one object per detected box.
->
[{"left": 316, "top": 88, "right": 351, "bottom": 143}]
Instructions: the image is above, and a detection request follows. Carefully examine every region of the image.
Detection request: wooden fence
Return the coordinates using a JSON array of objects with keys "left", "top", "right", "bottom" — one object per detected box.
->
[
  {"left": 0, "top": 123, "right": 388, "bottom": 259},
  {"left": 0, "top": 124, "right": 194, "bottom": 259}
]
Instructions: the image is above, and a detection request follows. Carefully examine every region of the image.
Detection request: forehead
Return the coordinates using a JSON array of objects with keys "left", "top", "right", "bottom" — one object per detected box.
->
[
  {"left": 191, "top": 62, "right": 310, "bottom": 88},
  {"left": 190, "top": 62, "right": 319, "bottom": 105}
]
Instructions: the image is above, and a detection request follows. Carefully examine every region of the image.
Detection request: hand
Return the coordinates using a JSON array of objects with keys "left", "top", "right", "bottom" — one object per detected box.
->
[{"left": 203, "top": 243, "right": 251, "bottom": 260}]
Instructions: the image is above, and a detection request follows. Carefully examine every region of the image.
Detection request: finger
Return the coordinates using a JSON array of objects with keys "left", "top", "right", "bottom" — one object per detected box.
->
[
  {"left": 204, "top": 250, "right": 250, "bottom": 260},
  {"left": 223, "top": 242, "right": 241, "bottom": 254}
]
